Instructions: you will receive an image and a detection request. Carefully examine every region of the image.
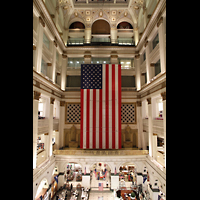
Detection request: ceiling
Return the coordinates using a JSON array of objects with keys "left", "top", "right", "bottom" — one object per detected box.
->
[{"left": 56, "top": 0, "right": 152, "bottom": 29}]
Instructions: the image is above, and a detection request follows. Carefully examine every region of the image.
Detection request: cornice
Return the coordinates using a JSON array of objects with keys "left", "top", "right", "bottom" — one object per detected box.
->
[
  {"left": 33, "top": 0, "right": 66, "bottom": 51},
  {"left": 33, "top": 69, "right": 63, "bottom": 95},
  {"left": 136, "top": 0, "right": 166, "bottom": 51}
]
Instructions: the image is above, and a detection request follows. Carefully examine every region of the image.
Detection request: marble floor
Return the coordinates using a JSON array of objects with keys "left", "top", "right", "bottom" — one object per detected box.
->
[{"left": 89, "top": 191, "right": 119, "bottom": 200}]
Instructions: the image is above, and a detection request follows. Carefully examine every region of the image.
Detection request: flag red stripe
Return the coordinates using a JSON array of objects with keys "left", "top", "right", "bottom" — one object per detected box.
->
[
  {"left": 112, "top": 64, "right": 115, "bottom": 149},
  {"left": 99, "top": 89, "right": 102, "bottom": 149},
  {"left": 86, "top": 89, "right": 90, "bottom": 148},
  {"left": 80, "top": 89, "right": 84, "bottom": 148},
  {"left": 93, "top": 90, "right": 96, "bottom": 149},
  {"left": 105, "top": 64, "right": 109, "bottom": 149},
  {"left": 118, "top": 65, "right": 121, "bottom": 149}
]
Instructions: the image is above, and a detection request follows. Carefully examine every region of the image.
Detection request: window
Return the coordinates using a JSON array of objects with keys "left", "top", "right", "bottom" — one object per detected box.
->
[
  {"left": 38, "top": 102, "right": 44, "bottom": 117},
  {"left": 41, "top": 59, "right": 47, "bottom": 76},
  {"left": 91, "top": 57, "right": 110, "bottom": 64},
  {"left": 68, "top": 58, "right": 84, "bottom": 69},
  {"left": 119, "top": 58, "right": 134, "bottom": 69},
  {"left": 66, "top": 76, "right": 81, "bottom": 87},
  {"left": 155, "top": 59, "right": 161, "bottom": 76},
  {"left": 43, "top": 33, "right": 50, "bottom": 49},
  {"left": 152, "top": 33, "right": 159, "bottom": 49},
  {"left": 121, "top": 76, "right": 135, "bottom": 87},
  {"left": 143, "top": 51, "right": 146, "bottom": 61}
]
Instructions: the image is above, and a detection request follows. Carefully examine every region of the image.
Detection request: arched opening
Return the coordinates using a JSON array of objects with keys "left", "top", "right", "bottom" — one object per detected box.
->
[
  {"left": 69, "top": 21, "right": 85, "bottom": 29},
  {"left": 117, "top": 21, "right": 133, "bottom": 29},
  {"left": 63, "top": 162, "right": 82, "bottom": 187},
  {"left": 35, "top": 178, "right": 49, "bottom": 200},
  {"left": 92, "top": 19, "right": 110, "bottom": 34},
  {"left": 90, "top": 162, "right": 111, "bottom": 190},
  {"left": 118, "top": 162, "right": 137, "bottom": 189}
]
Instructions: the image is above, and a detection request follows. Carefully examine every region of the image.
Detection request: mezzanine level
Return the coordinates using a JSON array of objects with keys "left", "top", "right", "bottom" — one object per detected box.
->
[{"left": 38, "top": 118, "right": 59, "bottom": 135}]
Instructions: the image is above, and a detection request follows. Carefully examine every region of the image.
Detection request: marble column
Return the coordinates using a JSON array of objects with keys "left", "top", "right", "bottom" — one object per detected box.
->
[
  {"left": 33, "top": 91, "right": 41, "bottom": 169},
  {"left": 161, "top": 92, "right": 166, "bottom": 167},
  {"left": 135, "top": 54, "right": 141, "bottom": 91},
  {"left": 157, "top": 17, "right": 166, "bottom": 74},
  {"left": 147, "top": 98, "right": 153, "bottom": 157},
  {"left": 59, "top": 100, "right": 65, "bottom": 149}
]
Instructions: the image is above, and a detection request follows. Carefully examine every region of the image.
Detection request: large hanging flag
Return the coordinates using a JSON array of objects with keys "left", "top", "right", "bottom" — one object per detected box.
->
[{"left": 80, "top": 64, "right": 121, "bottom": 149}]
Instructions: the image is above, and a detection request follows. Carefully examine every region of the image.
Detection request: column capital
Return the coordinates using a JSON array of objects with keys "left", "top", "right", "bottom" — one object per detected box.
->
[
  {"left": 60, "top": 101, "right": 65, "bottom": 106},
  {"left": 157, "top": 17, "right": 163, "bottom": 28},
  {"left": 50, "top": 97, "right": 55, "bottom": 104},
  {"left": 147, "top": 98, "right": 151, "bottom": 104},
  {"left": 161, "top": 92, "right": 166, "bottom": 101},
  {"left": 137, "top": 101, "right": 142, "bottom": 107},
  {"left": 33, "top": 91, "right": 41, "bottom": 100},
  {"left": 39, "top": 16, "right": 45, "bottom": 27},
  {"left": 135, "top": 54, "right": 140, "bottom": 59},
  {"left": 62, "top": 54, "right": 67, "bottom": 59},
  {"left": 144, "top": 40, "right": 148, "bottom": 48}
]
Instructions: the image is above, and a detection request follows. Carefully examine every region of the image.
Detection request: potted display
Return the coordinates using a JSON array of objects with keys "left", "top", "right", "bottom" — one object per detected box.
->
[{"left": 131, "top": 192, "right": 135, "bottom": 199}]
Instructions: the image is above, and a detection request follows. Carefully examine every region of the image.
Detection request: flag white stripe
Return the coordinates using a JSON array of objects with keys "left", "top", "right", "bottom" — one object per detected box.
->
[
  {"left": 89, "top": 89, "right": 93, "bottom": 149},
  {"left": 109, "top": 65, "right": 112, "bottom": 149},
  {"left": 115, "top": 64, "right": 119, "bottom": 149},
  {"left": 96, "top": 89, "right": 99, "bottom": 149},
  {"left": 102, "top": 64, "right": 106, "bottom": 149},
  {"left": 83, "top": 89, "right": 87, "bottom": 149}
]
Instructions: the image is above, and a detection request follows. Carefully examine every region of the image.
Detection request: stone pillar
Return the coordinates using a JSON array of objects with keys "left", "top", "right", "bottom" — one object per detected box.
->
[
  {"left": 144, "top": 40, "right": 152, "bottom": 83},
  {"left": 51, "top": 38, "right": 58, "bottom": 83},
  {"left": 59, "top": 100, "right": 65, "bottom": 149},
  {"left": 110, "top": 55, "right": 118, "bottom": 64},
  {"left": 152, "top": 134, "right": 157, "bottom": 160},
  {"left": 137, "top": 101, "right": 145, "bottom": 149},
  {"left": 48, "top": 97, "right": 55, "bottom": 157},
  {"left": 33, "top": 91, "right": 41, "bottom": 169},
  {"left": 136, "top": 172, "right": 143, "bottom": 185},
  {"left": 61, "top": 54, "right": 67, "bottom": 91},
  {"left": 134, "top": 27, "right": 139, "bottom": 46},
  {"left": 85, "top": 28, "right": 92, "bottom": 43},
  {"left": 150, "top": 180, "right": 160, "bottom": 200},
  {"left": 143, "top": 7, "right": 147, "bottom": 28},
  {"left": 111, "top": 174, "right": 119, "bottom": 190},
  {"left": 82, "top": 174, "right": 90, "bottom": 188},
  {"left": 84, "top": 55, "right": 91, "bottom": 64},
  {"left": 157, "top": 17, "right": 166, "bottom": 74},
  {"left": 35, "top": 16, "right": 45, "bottom": 73},
  {"left": 135, "top": 54, "right": 141, "bottom": 91},
  {"left": 110, "top": 28, "right": 118, "bottom": 44},
  {"left": 161, "top": 92, "right": 166, "bottom": 167},
  {"left": 147, "top": 98, "right": 153, "bottom": 157}
]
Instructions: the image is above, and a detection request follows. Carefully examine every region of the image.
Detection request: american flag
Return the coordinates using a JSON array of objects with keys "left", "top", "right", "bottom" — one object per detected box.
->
[
  {"left": 98, "top": 182, "right": 103, "bottom": 191},
  {"left": 80, "top": 64, "right": 121, "bottom": 149}
]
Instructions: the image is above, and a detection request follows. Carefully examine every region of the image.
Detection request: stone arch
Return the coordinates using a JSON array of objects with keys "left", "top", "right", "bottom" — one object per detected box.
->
[
  {"left": 61, "top": 160, "right": 83, "bottom": 172},
  {"left": 35, "top": 177, "right": 49, "bottom": 199},
  {"left": 68, "top": 19, "right": 86, "bottom": 29},
  {"left": 89, "top": 161, "right": 113, "bottom": 173},
  {"left": 91, "top": 19, "right": 111, "bottom": 34},
  {"left": 116, "top": 161, "right": 139, "bottom": 173},
  {"left": 116, "top": 19, "right": 134, "bottom": 29}
]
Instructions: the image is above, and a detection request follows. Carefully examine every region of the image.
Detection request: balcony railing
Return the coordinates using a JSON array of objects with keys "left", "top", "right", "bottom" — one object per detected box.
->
[
  {"left": 143, "top": 119, "right": 164, "bottom": 136},
  {"left": 53, "top": 149, "right": 149, "bottom": 156},
  {"left": 38, "top": 118, "right": 59, "bottom": 135}
]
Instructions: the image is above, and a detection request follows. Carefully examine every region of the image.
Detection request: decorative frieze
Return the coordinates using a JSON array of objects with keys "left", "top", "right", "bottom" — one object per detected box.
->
[
  {"left": 137, "top": 101, "right": 141, "bottom": 107},
  {"left": 39, "top": 16, "right": 45, "bottom": 27},
  {"left": 147, "top": 98, "right": 151, "bottom": 104},
  {"left": 50, "top": 97, "right": 55, "bottom": 104},
  {"left": 60, "top": 101, "right": 65, "bottom": 107},
  {"left": 157, "top": 17, "right": 163, "bottom": 27},
  {"left": 161, "top": 92, "right": 166, "bottom": 101},
  {"left": 34, "top": 91, "right": 41, "bottom": 100}
]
